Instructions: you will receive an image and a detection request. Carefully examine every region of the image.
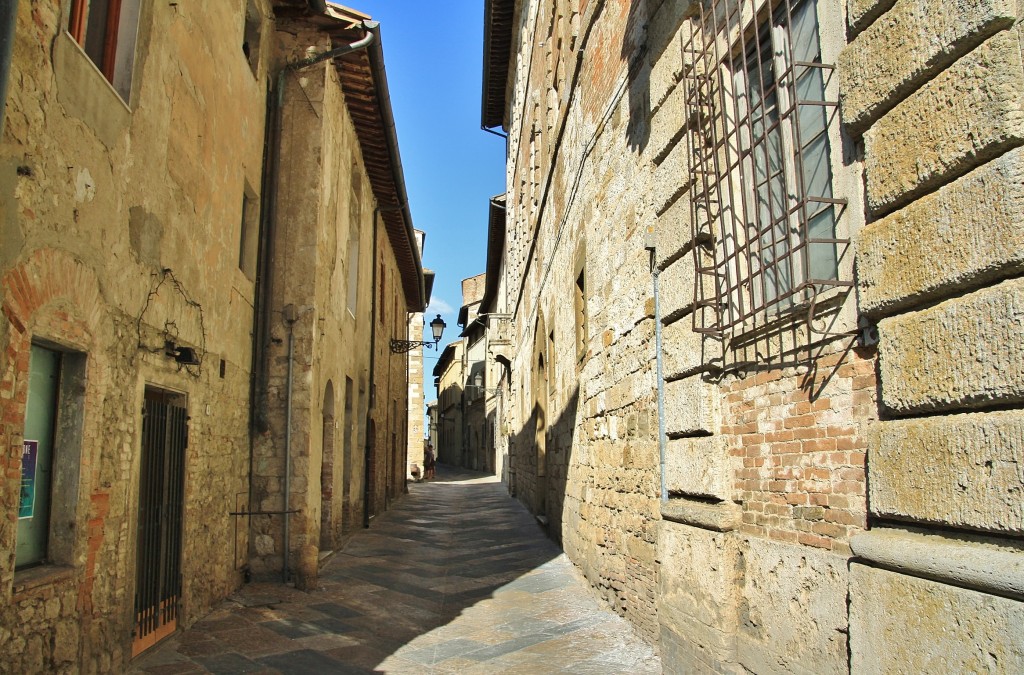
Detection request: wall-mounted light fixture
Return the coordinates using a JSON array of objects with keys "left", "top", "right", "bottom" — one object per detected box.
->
[
  {"left": 164, "top": 340, "right": 201, "bottom": 366},
  {"left": 390, "top": 314, "right": 446, "bottom": 354},
  {"left": 468, "top": 372, "right": 501, "bottom": 396}
]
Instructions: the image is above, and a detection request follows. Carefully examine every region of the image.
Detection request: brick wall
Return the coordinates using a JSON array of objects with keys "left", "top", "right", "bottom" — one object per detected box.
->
[{"left": 725, "top": 350, "right": 876, "bottom": 553}]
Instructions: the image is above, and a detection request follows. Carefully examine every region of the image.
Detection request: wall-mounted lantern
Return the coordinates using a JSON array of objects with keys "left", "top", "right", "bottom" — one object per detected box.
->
[{"left": 390, "top": 314, "right": 446, "bottom": 354}]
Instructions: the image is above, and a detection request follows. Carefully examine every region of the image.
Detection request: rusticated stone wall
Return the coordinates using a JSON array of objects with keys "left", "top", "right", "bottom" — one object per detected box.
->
[{"left": 496, "top": 0, "right": 1024, "bottom": 670}]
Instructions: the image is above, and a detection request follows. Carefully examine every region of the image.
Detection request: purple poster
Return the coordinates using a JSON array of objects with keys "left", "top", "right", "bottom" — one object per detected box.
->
[{"left": 19, "top": 440, "right": 38, "bottom": 519}]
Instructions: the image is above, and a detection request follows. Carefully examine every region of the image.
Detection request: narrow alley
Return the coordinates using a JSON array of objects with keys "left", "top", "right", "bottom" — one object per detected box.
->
[{"left": 130, "top": 466, "right": 660, "bottom": 674}]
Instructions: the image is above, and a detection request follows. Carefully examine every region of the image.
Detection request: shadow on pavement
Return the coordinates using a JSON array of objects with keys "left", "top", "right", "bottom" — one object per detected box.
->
[{"left": 130, "top": 464, "right": 605, "bottom": 674}]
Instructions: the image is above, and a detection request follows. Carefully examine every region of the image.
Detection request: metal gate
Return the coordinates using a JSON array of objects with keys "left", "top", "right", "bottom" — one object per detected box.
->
[{"left": 132, "top": 389, "right": 187, "bottom": 657}]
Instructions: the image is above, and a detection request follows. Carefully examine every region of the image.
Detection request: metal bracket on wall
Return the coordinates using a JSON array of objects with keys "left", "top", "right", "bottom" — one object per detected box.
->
[{"left": 228, "top": 509, "right": 301, "bottom": 517}]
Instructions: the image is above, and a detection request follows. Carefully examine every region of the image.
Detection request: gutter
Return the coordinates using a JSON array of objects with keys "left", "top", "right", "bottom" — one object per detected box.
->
[
  {"left": 364, "top": 208, "right": 381, "bottom": 528},
  {"left": 0, "top": 0, "right": 17, "bottom": 136}
]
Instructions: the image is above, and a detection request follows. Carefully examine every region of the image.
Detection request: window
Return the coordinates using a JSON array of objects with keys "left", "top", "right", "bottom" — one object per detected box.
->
[
  {"left": 684, "top": 0, "right": 850, "bottom": 334},
  {"left": 238, "top": 184, "right": 259, "bottom": 281},
  {"left": 346, "top": 225, "right": 359, "bottom": 315},
  {"left": 574, "top": 268, "right": 586, "bottom": 360},
  {"left": 17, "top": 344, "right": 86, "bottom": 570},
  {"left": 242, "top": 0, "right": 262, "bottom": 77},
  {"left": 68, "top": 0, "right": 142, "bottom": 101},
  {"left": 379, "top": 263, "right": 385, "bottom": 323}
]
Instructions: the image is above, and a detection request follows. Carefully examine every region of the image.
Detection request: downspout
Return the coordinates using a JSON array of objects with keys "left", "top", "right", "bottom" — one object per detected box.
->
[
  {"left": 651, "top": 248, "right": 668, "bottom": 502},
  {"left": 364, "top": 209, "right": 380, "bottom": 528},
  {"left": 0, "top": 0, "right": 17, "bottom": 136},
  {"left": 249, "top": 19, "right": 377, "bottom": 580},
  {"left": 282, "top": 304, "right": 298, "bottom": 582}
]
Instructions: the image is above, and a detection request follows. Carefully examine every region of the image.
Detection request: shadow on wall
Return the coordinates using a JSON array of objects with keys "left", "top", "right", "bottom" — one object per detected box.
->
[
  {"left": 622, "top": 0, "right": 684, "bottom": 154},
  {"left": 506, "top": 386, "right": 580, "bottom": 546}
]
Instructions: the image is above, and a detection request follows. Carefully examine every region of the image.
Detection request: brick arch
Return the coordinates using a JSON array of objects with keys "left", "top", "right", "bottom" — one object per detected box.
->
[{"left": 2, "top": 247, "right": 105, "bottom": 338}]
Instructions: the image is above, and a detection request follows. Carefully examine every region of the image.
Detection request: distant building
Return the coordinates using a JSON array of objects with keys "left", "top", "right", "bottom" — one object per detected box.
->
[
  {"left": 483, "top": 0, "right": 1024, "bottom": 671},
  {"left": 406, "top": 229, "right": 435, "bottom": 481},
  {"left": 432, "top": 340, "right": 464, "bottom": 466}
]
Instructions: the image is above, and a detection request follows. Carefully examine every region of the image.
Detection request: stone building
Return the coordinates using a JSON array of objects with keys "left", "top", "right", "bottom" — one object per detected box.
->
[
  {"left": 248, "top": 4, "right": 425, "bottom": 586},
  {"left": 406, "top": 230, "right": 436, "bottom": 481},
  {"left": 433, "top": 339, "right": 465, "bottom": 466},
  {"left": 0, "top": 1, "right": 423, "bottom": 669},
  {"left": 483, "top": 0, "right": 1024, "bottom": 671},
  {"left": 458, "top": 273, "right": 489, "bottom": 471}
]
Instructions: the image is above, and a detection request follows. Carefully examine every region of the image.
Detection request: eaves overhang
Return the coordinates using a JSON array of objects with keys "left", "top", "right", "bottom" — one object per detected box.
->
[
  {"left": 432, "top": 341, "right": 458, "bottom": 379},
  {"left": 479, "top": 194, "right": 506, "bottom": 314},
  {"left": 481, "top": 0, "right": 516, "bottom": 129}
]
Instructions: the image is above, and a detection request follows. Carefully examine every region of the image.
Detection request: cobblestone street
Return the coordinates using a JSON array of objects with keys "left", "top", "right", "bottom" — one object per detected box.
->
[{"left": 131, "top": 466, "right": 660, "bottom": 674}]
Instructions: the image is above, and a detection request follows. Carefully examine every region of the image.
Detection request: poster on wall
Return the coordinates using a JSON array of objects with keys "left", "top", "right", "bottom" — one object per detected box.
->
[{"left": 19, "top": 440, "right": 38, "bottom": 519}]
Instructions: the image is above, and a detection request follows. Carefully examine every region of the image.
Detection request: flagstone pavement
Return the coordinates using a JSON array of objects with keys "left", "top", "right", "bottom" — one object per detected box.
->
[{"left": 130, "top": 465, "right": 661, "bottom": 674}]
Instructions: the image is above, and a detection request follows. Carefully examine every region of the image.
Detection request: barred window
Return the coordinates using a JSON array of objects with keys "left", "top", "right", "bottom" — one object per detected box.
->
[{"left": 685, "top": 0, "right": 850, "bottom": 335}]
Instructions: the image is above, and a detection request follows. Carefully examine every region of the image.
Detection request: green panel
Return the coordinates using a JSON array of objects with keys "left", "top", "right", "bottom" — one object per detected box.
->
[{"left": 16, "top": 345, "right": 60, "bottom": 568}]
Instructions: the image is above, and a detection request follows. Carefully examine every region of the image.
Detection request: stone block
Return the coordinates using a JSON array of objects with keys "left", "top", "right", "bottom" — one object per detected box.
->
[
  {"left": 850, "top": 564, "right": 1024, "bottom": 673},
  {"left": 867, "top": 411, "right": 1024, "bottom": 533},
  {"left": 737, "top": 539, "right": 849, "bottom": 675},
  {"left": 648, "top": 72, "right": 685, "bottom": 166},
  {"left": 646, "top": 1, "right": 691, "bottom": 111},
  {"left": 659, "top": 249, "right": 711, "bottom": 322},
  {"left": 865, "top": 29, "right": 1024, "bottom": 215},
  {"left": 654, "top": 190, "right": 695, "bottom": 270},
  {"left": 665, "top": 436, "right": 731, "bottom": 500},
  {"left": 664, "top": 375, "right": 718, "bottom": 436},
  {"left": 851, "top": 528, "right": 1024, "bottom": 600},
  {"left": 877, "top": 277, "right": 1024, "bottom": 414},
  {"left": 857, "top": 145, "right": 1024, "bottom": 317},
  {"left": 652, "top": 132, "right": 690, "bottom": 216},
  {"left": 662, "top": 315, "right": 722, "bottom": 379},
  {"left": 847, "top": 0, "right": 897, "bottom": 35},
  {"left": 658, "top": 520, "right": 739, "bottom": 674},
  {"left": 840, "top": 0, "right": 1015, "bottom": 134}
]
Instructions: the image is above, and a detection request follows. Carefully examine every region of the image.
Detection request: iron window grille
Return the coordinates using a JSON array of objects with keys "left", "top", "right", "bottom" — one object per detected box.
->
[{"left": 683, "top": 0, "right": 852, "bottom": 338}]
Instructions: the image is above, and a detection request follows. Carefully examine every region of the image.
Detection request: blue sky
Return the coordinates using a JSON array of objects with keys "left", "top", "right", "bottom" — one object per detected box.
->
[{"left": 353, "top": 1, "right": 506, "bottom": 382}]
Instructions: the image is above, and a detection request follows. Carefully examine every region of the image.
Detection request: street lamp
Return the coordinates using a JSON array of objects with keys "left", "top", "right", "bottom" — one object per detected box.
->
[{"left": 390, "top": 314, "right": 447, "bottom": 354}]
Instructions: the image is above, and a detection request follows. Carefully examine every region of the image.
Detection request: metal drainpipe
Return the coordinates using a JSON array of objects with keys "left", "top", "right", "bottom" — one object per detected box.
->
[
  {"left": 0, "top": 0, "right": 18, "bottom": 137},
  {"left": 652, "top": 257, "right": 668, "bottom": 502},
  {"left": 364, "top": 208, "right": 380, "bottom": 528},
  {"left": 282, "top": 304, "right": 298, "bottom": 583}
]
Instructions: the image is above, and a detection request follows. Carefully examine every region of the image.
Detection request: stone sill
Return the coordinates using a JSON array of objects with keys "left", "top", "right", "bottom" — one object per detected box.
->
[
  {"left": 851, "top": 528, "right": 1024, "bottom": 601},
  {"left": 12, "top": 564, "right": 76, "bottom": 600},
  {"left": 661, "top": 499, "right": 741, "bottom": 532}
]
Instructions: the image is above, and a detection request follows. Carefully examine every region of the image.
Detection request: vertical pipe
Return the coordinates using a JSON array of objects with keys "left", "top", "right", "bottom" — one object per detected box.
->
[
  {"left": 653, "top": 258, "right": 667, "bottom": 502},
  {"left": 283, "top": 310, "right": 296, "bottom": 583},
  {"left": 364, "top": 210, "right": 380, "bottom": 528},
  {"left": 0, "top": 0, "right": 18, "bottom": 136}
]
